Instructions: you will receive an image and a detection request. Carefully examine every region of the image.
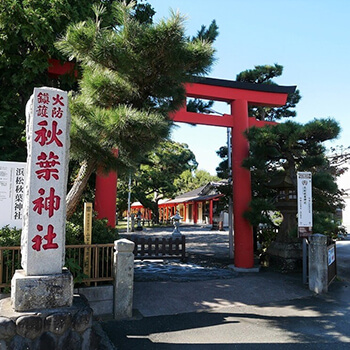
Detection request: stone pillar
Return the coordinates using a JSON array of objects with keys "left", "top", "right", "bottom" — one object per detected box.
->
[
  {"left": 114, "top": 239, "right": 135, "bottom": 320},
  {"left": 11, "top": 87, "right": 73, "bottom": 311},
  {"left": 309, "top": 234, "right": 328, "bottom": 294}
]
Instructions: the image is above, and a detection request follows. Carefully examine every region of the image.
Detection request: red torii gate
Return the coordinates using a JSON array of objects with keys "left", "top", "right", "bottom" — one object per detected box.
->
[
  {"left": 95, "top": 77, "right": 296, "bottom": 269},
  {"left": 170, "top": 77, "right": 296, "bottom": 269}
]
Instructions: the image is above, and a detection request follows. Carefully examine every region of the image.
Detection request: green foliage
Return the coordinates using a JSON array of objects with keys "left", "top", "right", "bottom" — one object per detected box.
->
[
  {"left": 243, "top": 198, "right": 277, "bottom": 227},
  {"left": 215, "top": 146, "right": 229, "bottom": 179},
  {"left": 236, "top": 64, "right": 301, "bottom": 121},
  {"left": 0, "top": 0, "right": 101, "bottom": 161},
  {"left": 130, "top": 141, "right": 198, "bottom": 221},
  {"left": 66, "top": 209, "right": 118, "bottom": 244},
  {"left": 257, "top": 226, "right": 278, "bottom": 252},
  {"left": 64, "top": 257, "right": 88, "bottom": 284},
  {"left": 0, "top": 226, "right": 22, "bottom": 292},
  {"left": 216, "top": 63, "right": 301, "bottom": 179},
  {"left": 313, "top": 211, "right": 345, "bottom": 239},
  {"left": 117, "top": 141, "right": 200, "bottom": 222},
  {"left": 0, "top": 210, "right": 118, "bottom": 247},
  {"left": 236, "top": 63, "right": 283, "bottom": 84},
  {"left": 0, "top": 0, "right": 157, "bottom": 162},
  {"left": 56, "top": 2, "right": 217, "bottom": 216},
  {"left": 68, "top": 102, "right": 171, "bottom": 171},
  {"left": 187, "top": 99, "right": 214, "bottom": 114},
  {"left": 174, "top": 169, "right": 220, "bottom": 195},
  {"left": 0, "top": 225, "right": 21, "bottom": 247},
  {"left": 244, "top": 118, "right": 343, "bottom": 239},
  {"left": 195, "top": 20, "right": 219, "bottom": 43},
  {"left": 57, "top": 3, "right": 217, "bottom": 116}
]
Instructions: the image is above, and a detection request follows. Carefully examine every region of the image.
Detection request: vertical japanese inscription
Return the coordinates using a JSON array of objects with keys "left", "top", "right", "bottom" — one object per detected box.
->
[{"left": 22, "top": 88, "right": 70, "bottom": 275}]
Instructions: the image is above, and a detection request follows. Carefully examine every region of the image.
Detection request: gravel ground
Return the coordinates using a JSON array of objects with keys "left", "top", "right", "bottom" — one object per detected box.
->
[{"left": 121, "top": 225, "right": 238, "bottom": 282}]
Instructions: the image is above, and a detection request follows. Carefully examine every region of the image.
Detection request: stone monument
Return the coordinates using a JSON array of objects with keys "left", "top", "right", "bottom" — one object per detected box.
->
[
  {"left": 11, "top": 87, "right": 73, "bottom": 311},
  {"left": 0, "top": 88, "right": 104, "bottom": 349}
]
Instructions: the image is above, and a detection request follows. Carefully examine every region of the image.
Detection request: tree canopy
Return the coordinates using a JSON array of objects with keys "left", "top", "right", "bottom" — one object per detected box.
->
[
  {"left": 216, "top": 64, "right": 300, "bottom": 178},
  {"left": 243, "top": 118, "right": 344, "bottom": 238},
  {"left": 129, "top": 140, "right": 198, "bottom": 222},
  {"left": 174, "top": 169, "right": 220, "bottom": 195},
  {"left": 56, "top": 2, "right": 218, "bottom": 217},
  {"left": 0, "top": 0, "right": 103, "bottom": 161},
  {"left": 236, "top": 64, "right": 301, "bottom": 121}
]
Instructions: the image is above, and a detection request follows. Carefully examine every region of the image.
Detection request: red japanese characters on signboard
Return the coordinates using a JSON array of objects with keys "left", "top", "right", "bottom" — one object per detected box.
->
[
  {"left": 22, "top": 87, "right": 69, "bottom": 276},
  {"left": 31, "top": 91, "right": 66, "bottom": 251}
]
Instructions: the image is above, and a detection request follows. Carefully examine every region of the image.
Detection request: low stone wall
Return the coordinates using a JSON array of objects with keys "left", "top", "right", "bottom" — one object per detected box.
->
[
  {"left": 267, "top": 241, "right": 302, "bottom": 271},
  {"left": 0, "top": 295, "right": 103, "bottom": 350},
  {"left": 75, "top": 285, "right": 113, "bottom": 317}
]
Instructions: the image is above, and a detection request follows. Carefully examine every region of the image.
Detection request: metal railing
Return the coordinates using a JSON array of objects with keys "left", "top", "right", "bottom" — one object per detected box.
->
[{"left": 0, "top": 244, "right": 114, "bottom": 293}]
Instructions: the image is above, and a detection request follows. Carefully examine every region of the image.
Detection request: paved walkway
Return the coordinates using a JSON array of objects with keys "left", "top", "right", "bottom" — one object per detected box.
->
[
  {"left": 119, "top": 225, "right": 312, "bottom": 315},
  {"left": 121, "top": 225, "right": 235, "bottom": 282},
  {"left": 102, "top": 227, "right": 350, "bottom": 349},
  {"left": 121, "top": 224, "right": 231, "bottom": 259}
]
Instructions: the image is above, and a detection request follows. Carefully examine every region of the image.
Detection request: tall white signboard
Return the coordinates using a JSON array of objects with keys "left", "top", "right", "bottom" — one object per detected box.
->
[
  {"left": 0, "top": 161, "right": 26, "bottom": 228},
  {"left": 297, "top": 171, "right": 312, "bottom": 238},
  {"left": 21, "top": 87, "right": 70, "bottom": 275}
]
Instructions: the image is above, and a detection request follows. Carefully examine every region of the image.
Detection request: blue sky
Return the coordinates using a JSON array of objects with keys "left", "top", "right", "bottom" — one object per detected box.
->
[{"left": 149, "top": 0, "right": 350, "bottom": 175}]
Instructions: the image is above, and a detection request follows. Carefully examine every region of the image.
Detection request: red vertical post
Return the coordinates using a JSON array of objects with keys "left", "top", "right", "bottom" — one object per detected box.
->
[
  {"left": 231, "top": 100, "right": 254, "bottom": 268},
  {"left": 94, "top": 149, "right": 118, "bottom": 228},
  {"left": 193, "top": 202, "right": 198, "bottom": 224},
  {"left": 95, "top": 170, "right": 117, "bottom": 227},
  {"left": 209, "top": 200, "right": 213, "bottom": 224}
]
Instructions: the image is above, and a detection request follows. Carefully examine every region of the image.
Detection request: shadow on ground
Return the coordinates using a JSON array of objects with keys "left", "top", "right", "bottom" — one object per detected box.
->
[{"left": 103, "top": 281, "right": 350, "bottom": 349}]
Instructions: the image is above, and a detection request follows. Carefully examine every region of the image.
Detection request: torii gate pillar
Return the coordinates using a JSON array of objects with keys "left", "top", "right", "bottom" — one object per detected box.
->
[
  {"left": 171, "top": 77, "right": 296, "bottom": 269},
  {"left": 92, "top": 77, "right": 295, "bottom": 269},
  {"left": 231, "top": 99, "right": 253, "bottom": 267}
]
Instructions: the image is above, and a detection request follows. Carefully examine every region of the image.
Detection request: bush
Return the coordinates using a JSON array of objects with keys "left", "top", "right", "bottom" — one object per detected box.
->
[
  {"left": 1, "top": 209, "right": 119, "bottom": 247},
  {"left": 0, "top": 225, "right": 21, "bottom": 247},
  {"left": 66, "top": 209, "right": 119, "bottom": 244}
]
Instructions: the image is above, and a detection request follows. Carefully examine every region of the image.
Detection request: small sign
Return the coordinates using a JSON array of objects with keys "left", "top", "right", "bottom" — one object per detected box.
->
[
  {"left": 83, "top": 202, "right": 93, "bottom": 284},
  {"left": 297, "top": 172, "right": 313, "bottom": 238},
  {"left": 328, "top": 245, "right": 335, "bottom": 266},
  {"left": 84, "top": 202, "right": 93, "bottom": 245},
  {"left": 0, "top": 161, "right": 26, "bottom": 228}
]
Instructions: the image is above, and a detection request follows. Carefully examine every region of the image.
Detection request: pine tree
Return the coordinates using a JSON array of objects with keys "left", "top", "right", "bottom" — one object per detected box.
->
[
  {"left": 56, "top": 2, "right": 218, "bottom": 217},
  {"left": 0, "top": 0, "right": 155, "bottom": 161},
  {"left": 243, "top": 118, "right": 344, "bottom": 241},
  {"left": 236, "top": 64, "right": 301, "bottom": 121},
  {"left": 216, "top": 64, "right": 300, "bottom": 177},
  {"left": 0, "top": 0, "right": 99, "bottom": 161}
]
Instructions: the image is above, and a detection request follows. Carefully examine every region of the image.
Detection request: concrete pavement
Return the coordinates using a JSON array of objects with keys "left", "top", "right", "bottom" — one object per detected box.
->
[
  {"left": 132, "top": 270, "right": 312, "bottom": 317},
  {"left": 102, "top": 227, "right": 350, "bottom": 349}
]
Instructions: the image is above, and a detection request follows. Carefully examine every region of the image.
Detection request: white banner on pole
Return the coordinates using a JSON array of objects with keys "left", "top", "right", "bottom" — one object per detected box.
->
[{"left": 297, "top": 171, "right": 312, "bottom": 238}]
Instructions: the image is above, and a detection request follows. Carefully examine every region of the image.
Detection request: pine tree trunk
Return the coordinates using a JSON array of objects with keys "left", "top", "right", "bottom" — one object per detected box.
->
[{"left": 66, "top": 159, "right": 97, "bottom": 219}]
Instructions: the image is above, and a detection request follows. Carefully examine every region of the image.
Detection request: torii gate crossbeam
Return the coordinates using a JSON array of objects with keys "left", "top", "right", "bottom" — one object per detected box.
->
[{"left": 171, "top": 77, "right": 296, "bottom": 269}]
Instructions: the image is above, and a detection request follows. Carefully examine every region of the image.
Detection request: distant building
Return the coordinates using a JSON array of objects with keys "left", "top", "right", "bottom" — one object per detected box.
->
[{"left": 130, "top": 182, "right": 227, "bottom": 225}]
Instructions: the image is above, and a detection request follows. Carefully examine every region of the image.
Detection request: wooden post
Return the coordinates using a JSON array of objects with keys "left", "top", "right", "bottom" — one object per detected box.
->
[{"left": 83, "top": 202, "right": 93, "bottom": 285}]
